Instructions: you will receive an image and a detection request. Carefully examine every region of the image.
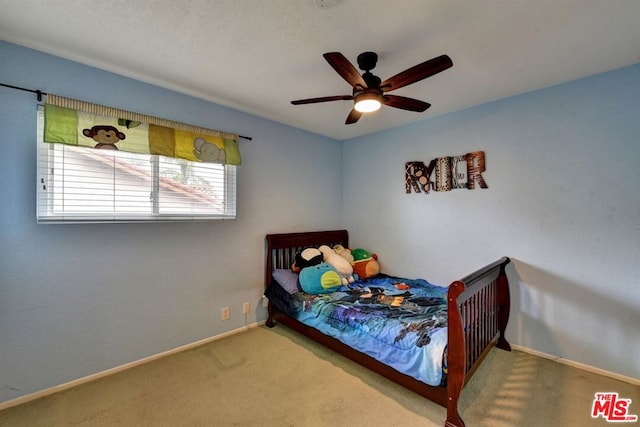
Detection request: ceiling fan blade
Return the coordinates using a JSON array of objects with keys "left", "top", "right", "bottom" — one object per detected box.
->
[
  {"left": 323, "top": 52, "right": 367, "bottom": 89},
  {"left": 291, "top": 95, "right": 353, "bottom": 105},
  {"left": 383, "top": 95, "right": 431, "bottom": 112},
  {"left": 380, "top": 54, "right": 453, "bottom": 92},
  {"left": 345, "top": 108, "right": 363, "bottom": 125}
]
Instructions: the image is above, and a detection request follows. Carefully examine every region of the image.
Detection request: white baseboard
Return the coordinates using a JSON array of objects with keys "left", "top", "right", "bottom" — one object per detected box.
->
[
  {"left": 0, "top": 321, "right": 265, "bottom": 411},
  {"left": 511, "top": 344, "right": 639, "bottom": 386}
]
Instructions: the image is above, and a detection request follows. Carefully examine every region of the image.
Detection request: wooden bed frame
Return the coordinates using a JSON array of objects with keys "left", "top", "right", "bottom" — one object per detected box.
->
[{"left": 264, "top": 230, "right": 511, "bottom": 427}]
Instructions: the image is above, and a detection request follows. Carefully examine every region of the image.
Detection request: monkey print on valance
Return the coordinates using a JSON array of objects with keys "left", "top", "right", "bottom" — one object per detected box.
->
[{"left": 43, "top": 95, "right": 241, "bottom": 165}]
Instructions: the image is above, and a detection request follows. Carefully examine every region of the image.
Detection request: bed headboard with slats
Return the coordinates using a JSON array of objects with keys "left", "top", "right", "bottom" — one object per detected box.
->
[{"left": 264, "top": 230, "right": 349, "bottom": 290}]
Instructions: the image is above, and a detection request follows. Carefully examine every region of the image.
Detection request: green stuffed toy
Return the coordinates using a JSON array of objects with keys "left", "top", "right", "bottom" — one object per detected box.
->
[{"left": 351, "top": 248, "right": 380, "bottom": 279}]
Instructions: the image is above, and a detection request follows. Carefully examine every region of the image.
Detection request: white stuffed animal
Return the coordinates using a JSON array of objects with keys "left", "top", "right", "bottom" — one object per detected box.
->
[
  {"left": 333, "top": 244, "right": 354, "bottom": 265},
  {"left": 318, "top": 245, "right": 356, "bottom": 285}
]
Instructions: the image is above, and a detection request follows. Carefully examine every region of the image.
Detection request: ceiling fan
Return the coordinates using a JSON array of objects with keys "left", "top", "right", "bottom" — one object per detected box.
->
[{"left": 291, "top": 51, "right": 453, "bottom": 124}]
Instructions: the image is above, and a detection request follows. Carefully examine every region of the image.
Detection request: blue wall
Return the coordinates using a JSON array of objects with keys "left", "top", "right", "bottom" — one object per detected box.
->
[
  {"left": 343, "top": 63, "right": 640, "bottom": 380},
  {"left": 1, "top": 40, "right": 638, "bottom": 404},
  {"left": 0, "top": 41, "right": 343, "bottom": 403}
]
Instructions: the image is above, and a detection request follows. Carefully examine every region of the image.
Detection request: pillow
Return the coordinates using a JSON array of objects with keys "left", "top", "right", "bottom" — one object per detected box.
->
[{"left": 272, "top": 269, "right": 301, "bottom": 294}]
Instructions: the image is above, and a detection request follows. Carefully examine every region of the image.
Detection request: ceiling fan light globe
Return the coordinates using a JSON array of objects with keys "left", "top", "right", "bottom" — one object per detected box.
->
[
  {"left": 354, "top": 99, "right": 381, "bottom": 113},
  {"left": 354, "top": 91, "right": 382, "bottom": 113},
  {"left": 353, "top": 91, "right": 382, "bottom": 113}
]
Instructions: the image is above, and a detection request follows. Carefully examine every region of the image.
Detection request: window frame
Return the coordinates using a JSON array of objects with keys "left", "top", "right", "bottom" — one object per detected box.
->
[{"left": 36, "top": 106, "right": 237, "bottom": 224}]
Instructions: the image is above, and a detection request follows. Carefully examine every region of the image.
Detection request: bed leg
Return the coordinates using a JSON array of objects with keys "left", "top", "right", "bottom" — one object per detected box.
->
[
  {"left": 496, "top": 259, "right": 511, "bottom": 351},
  {"left": 497, "top": 333, "right": 511, "bottom": 351},
  {"left": 445, "top": 369, "right": 465, "bottom": 427},
  {"left": 265, "top": 301, "right": 276, "bottom": 328},
  {"left": 445, "top": 404, "right": 465, "bottom": 427}
]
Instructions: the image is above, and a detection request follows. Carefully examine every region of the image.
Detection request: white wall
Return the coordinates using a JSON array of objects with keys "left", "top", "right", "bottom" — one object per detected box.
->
[
  {"left": 0, "top": 42, "right": 343, "bottom": 403},
  {"left": 342, "top": 64, "right": 640, "bottom": 380}
]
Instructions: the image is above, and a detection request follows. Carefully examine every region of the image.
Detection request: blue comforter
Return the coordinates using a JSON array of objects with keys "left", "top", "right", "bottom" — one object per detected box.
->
[{"left": 283, "top": 274, "right": 449, "bottom": 386}]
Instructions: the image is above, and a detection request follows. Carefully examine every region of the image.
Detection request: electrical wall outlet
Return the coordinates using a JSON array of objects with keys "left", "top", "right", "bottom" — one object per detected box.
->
[
  {"left": 243, "top": 301, "right": 251, "bottom": 315},
  {"left": 221, "top": 307, "right": 230, "bottom": 321}
]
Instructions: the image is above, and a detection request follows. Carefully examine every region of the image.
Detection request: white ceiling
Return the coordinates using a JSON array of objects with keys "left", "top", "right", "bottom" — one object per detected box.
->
[{"left": 1, "top": 0, "right": 639, "bottom": 140}]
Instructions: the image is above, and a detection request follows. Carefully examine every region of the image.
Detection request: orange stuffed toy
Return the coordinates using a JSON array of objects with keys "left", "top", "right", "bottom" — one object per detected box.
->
[{"left": 351, "top": 248, "right": 380, "bottom": 279}]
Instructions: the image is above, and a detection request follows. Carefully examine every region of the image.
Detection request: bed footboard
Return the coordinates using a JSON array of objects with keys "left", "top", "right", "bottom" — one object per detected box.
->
[{"left": 445, "top": 257, "right": 511, "bottom": 427}]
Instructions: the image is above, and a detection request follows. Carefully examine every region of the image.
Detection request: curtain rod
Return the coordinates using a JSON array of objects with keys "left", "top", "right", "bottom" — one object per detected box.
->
[{"left": 0, "top": 82, "right": 253, "bottom": 141}]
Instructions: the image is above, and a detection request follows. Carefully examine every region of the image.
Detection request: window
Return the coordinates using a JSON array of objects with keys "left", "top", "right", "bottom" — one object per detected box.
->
[{"left": 37, "top": 107, "right": 236, "bottom": 223}]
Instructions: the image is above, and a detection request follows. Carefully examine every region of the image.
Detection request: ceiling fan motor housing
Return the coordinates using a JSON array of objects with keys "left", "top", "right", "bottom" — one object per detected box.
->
[
  {"left": 357, "top": 51, "right": 378, "bottom": 71},
  {"left": 362, "top": 72, "right": 381, "bottom": 89}
]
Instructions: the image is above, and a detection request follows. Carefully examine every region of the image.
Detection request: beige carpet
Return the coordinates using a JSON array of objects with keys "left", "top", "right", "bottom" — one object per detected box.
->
[{"left": 0, "top": 325, "right": 638, "bottom": 426}]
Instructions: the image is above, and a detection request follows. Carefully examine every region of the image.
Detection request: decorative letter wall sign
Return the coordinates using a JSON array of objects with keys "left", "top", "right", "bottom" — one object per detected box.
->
[{"left": 405, "top": 151, "right": 488, "bottom": 195}]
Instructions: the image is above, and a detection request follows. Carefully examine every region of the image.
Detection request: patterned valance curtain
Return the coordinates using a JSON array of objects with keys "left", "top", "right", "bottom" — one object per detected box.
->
[{"left": 43, "top": 94, "right": 241, "bottom": 165}]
